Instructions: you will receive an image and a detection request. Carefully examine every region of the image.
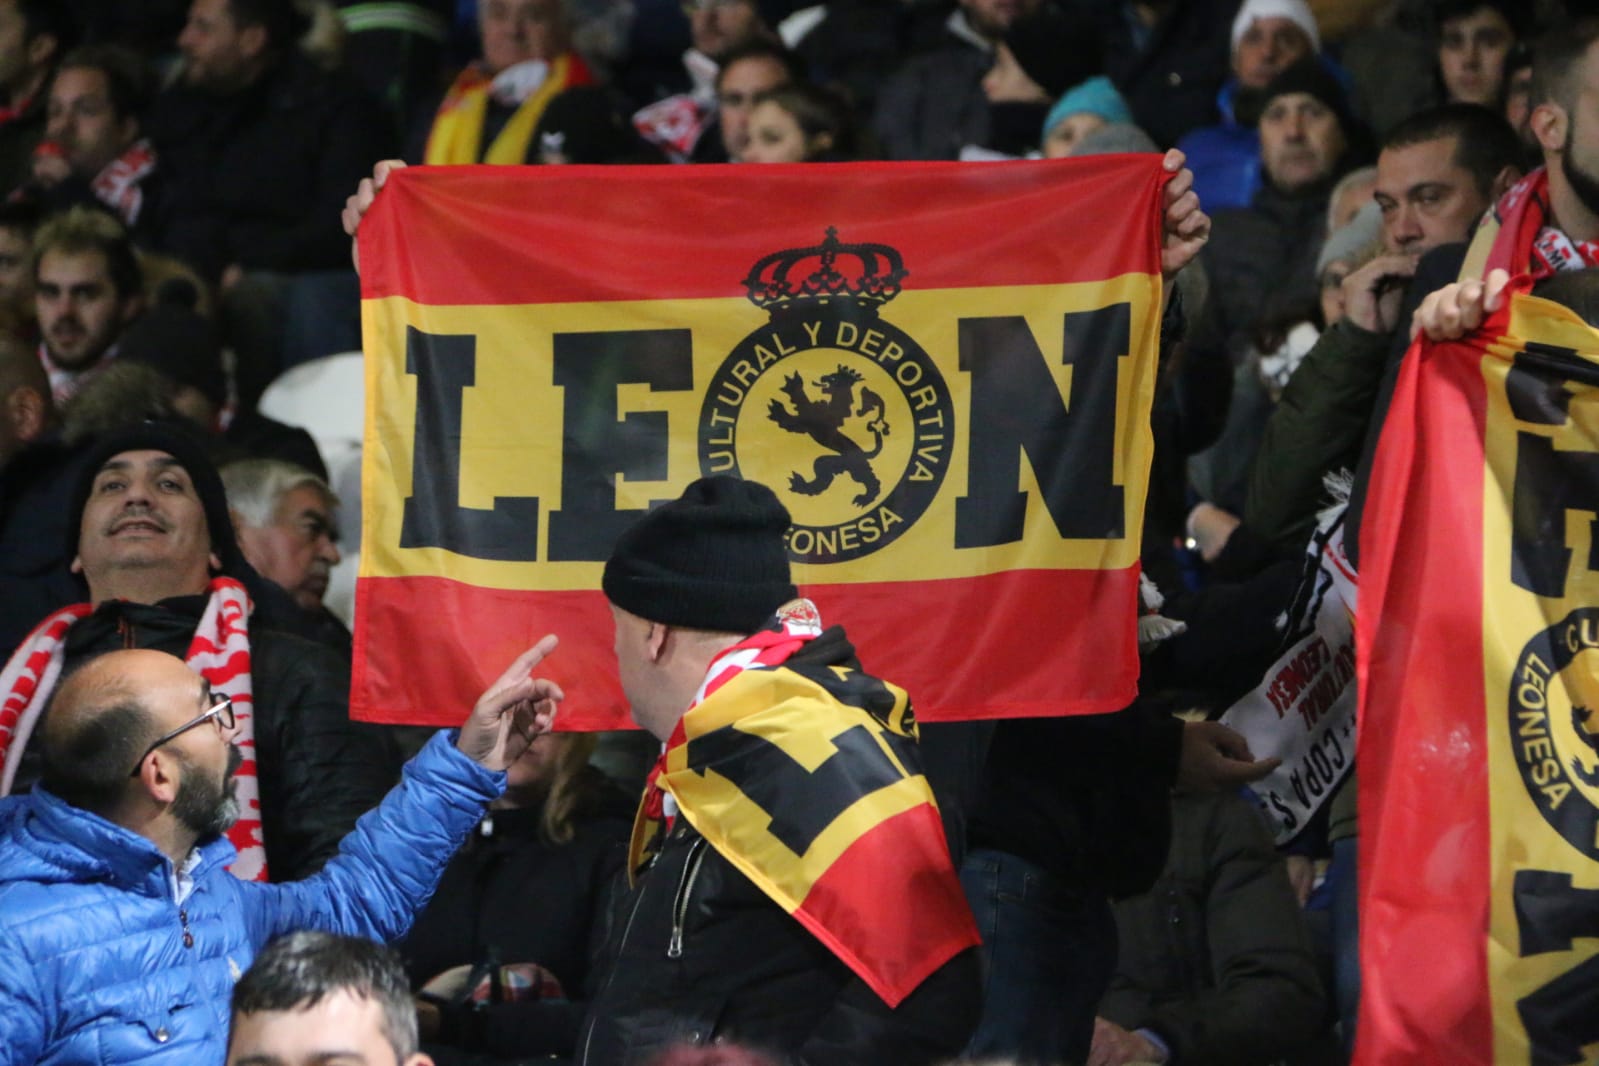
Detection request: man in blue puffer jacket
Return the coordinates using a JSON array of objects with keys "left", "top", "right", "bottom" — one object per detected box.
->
[{"left": 0, "top": 636, "right": 562, "bottom": 1066}]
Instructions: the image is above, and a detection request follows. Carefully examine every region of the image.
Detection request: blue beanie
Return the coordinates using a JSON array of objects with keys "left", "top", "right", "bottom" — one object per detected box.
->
[{"left": 1042, "top": 76, "right": 1133, "bottom": 143}]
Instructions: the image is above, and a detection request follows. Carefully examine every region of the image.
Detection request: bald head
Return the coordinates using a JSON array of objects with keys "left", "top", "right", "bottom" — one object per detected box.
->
[{"left": 40, "top": 650, "right": 198, "bottom": 816}]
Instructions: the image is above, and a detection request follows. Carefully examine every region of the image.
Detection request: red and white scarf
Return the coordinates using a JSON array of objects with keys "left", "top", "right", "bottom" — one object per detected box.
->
[
  {"left": 91, "top": 138, "right": 158, "bottom": 226},
  {"left": 1475, "top": 168, "right": 1599, "bottom": 281},
  {"left": 630, "top": 598, "right": 824, "bottom": 876},
  {"left": 38, "top": 339, "right": 116, "bottom": 407},
  {"left": 0, "top": 578, "right": 270, "bottom": 880}
]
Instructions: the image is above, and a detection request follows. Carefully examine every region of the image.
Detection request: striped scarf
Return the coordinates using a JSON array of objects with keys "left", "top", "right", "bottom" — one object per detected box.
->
[
  {"left": 423, "top": 54, "right": 593, "bottom": 165},
  {"left": 0, "top": 578, "right": 270, "bottom": 880}
]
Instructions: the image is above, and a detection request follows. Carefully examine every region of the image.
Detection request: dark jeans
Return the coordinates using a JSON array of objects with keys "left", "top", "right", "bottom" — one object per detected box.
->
[
  {"left": 1328, "top": 835, "right": 1359, "bottom": 1054},
  {"left": 961, "top": 847, "right": 1118, "bottom": 1066}
]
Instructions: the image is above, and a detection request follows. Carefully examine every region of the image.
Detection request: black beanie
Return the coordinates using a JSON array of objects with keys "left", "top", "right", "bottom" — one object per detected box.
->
[
  {"left": 67, "top": 419, "right": 248, "bottom": 579},
  {"left": 602, "top": 476, "right": 797, "bottom": 633},
  {"left": 1258, "top": 58, "right": 1353, "bottom": 132},
  {"left": 1003, "top": 7, "right": 1103, "bottom": 101}
]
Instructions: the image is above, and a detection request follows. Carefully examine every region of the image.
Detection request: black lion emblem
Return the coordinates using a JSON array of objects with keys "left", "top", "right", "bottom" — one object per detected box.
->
[{"left": 767, "top": 365, "right": 889, "bottom": 508}]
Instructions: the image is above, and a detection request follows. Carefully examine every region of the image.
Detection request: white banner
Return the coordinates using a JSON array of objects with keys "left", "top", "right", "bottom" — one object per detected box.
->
[{"left": 1220, "top": 516, "right": 1358, "bottom": 844}]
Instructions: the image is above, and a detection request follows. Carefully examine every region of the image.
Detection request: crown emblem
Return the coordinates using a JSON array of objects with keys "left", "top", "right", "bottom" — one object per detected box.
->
[{"left": 743, "top": 227, "right": 907, "bottom": 313}]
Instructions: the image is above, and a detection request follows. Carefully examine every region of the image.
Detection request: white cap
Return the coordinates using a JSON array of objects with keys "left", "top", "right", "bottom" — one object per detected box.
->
[{"left": 1230, "top": 0, "right": 1321, "bottom": 54}]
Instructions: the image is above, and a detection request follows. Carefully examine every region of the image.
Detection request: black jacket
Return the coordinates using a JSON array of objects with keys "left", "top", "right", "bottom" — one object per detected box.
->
[
  {"left": 871, "top": 26, "right": 990, "bottom": 160},
  {"left": 966, "top": 700, "right": 1184, "bottom": 900},
  {"left": 577, "top": 631, "right": 981, "bottom": 1066},
  {"left": 401, "top": 775, "right": 632, "bottom": 1062},
  {"left": 1067, "top": 0, "right": 1238, "bottom": 149},
  {"left": 145, "top": 54, "right": 395, "bottom": 281},
  {"left": 20, "top": 595, "right": 398, "bottom": 880}
]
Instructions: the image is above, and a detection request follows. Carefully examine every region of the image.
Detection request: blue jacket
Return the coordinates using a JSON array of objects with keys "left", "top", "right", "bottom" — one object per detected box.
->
[{"left": 0, "top": 731, "right": 503, "bottom": 1066}]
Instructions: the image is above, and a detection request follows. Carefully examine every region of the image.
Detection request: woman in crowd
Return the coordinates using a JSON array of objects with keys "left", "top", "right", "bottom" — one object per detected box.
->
[
  {"left": 402, "top": 731, "right": 633, "bottom": 1063},
  {"left": 741, "top": 84, "right": 857, "bottom": 163}
]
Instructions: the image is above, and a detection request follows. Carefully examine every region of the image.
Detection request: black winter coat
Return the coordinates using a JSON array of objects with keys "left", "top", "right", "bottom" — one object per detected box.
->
[
  {"left": 145, "top": 54, "right": 396, "bottom": 281},
  {"left": 577, "top": 631, "right": 981, "bottom": 1066},
  {"left": 400, "top": 777, "right": 632, "bottom": 1062},
  {"left": 22, "top": 596, "right": 398, "bottom": 880},
  {"left": 1099, "top": 790, "right": 1327, "bottom": 1065},
  {"left": 577, "top": 817, "right": 981, "bottom": 1066}
]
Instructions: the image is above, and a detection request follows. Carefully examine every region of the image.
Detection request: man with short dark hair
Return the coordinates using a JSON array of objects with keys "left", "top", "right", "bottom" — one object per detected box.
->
[
  {"left": 1373, "top": 103, "right": 1523, "bottom": 255},
  {"left": 229, "top": 932, "right": 434, "bottom": 1066},
  {"left": 1242, "top": 102, "right": 1523, "bottom": 555},
  {"left": 27, "top": 44, "right": 159, "bottom": 233},
  {"left": 0, "top": 637, "right": 560, "bottom": 1065},
  {"left": 709, "top": 42, "right": 799, "bottom": 162},
  {"left": 630, "top": 0, "right": 774, "bottom": 163},
  {"left": 149, "top": 0, "right": 394, "bottom": 411},
  {"left": 0, "top": 0, "right": 76, "bottom": 195},
  {"left": 32, "top": 204, "right": 143, "bottom": 405}
]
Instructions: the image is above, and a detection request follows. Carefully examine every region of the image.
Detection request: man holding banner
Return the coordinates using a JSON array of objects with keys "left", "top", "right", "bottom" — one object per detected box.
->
[{"left": 1352, "top": 133, "right": 1599, "bottom": 1064}]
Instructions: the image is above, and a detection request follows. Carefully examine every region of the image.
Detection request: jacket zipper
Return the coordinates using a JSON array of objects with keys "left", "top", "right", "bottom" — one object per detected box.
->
[
  {"left": 119, "top": 615, "right": 135, "bottom": 649},
  {"left": 667, "top": 837, "right": 708, "bottom": 959}
]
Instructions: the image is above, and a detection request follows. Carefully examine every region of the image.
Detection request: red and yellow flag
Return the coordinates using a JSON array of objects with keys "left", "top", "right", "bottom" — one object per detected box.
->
[
  {"left": 1357, "top": 282, "right": 1599, "bottom": 1064},
  {"left": 352, "top": 159, "right": 1167, "bottom": 728},
  {"left": 656, "top": 655, "right": 978, "bottom": 1006}
]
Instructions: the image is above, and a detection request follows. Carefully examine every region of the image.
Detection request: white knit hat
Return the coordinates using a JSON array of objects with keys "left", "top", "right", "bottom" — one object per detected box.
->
[{"left": 1230, "top": 0, "right": 1321, "bottom": 54}]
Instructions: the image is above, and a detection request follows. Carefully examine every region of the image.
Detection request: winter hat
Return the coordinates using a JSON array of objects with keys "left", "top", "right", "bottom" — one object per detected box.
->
[
  {"left": 1316, "top": 200, "right": 1382, "bottom": 277},
  {"left": 67, "top": 419, "right": 247, "bottom": 578},
  {"left": 602, "top": 476, "right": 797, "bottom": 633},
  {"left": 117, "top": 306, "right": 227, "bottom": 409},
  {"left": 1042, "top": 76, "right": 1133, "bottom": 143},
  {"left": 1230, "top": 0, "right": 1321, "bottom": 54},
  {"left": 1258, "top": 57, "right": 1353, "bottom": 132},
  {"left": 1002, "top": 7, "right": 1103, "bottom": 101}
]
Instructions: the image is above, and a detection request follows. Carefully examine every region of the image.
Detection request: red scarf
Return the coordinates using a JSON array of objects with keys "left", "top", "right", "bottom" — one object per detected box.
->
[
  {"left": 1479, "top": 168, "right": 1599, "bottom": 280},
  {"left": 91, "top": 138, "right": 158, "bottom": 226}
]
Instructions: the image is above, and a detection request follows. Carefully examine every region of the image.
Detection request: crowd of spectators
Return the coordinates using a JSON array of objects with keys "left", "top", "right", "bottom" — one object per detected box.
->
[{"left": 0, "top": 0, "right": 1593, "bottom": 1063}]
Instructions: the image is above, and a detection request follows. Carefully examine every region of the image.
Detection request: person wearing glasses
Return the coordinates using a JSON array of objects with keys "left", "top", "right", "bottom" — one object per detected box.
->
[
  {"left": 0, "top": 634, "right": 562, "bottom": 1066},
  {"left": 0, "top": 420, "right": 395, "bottom": 882}
]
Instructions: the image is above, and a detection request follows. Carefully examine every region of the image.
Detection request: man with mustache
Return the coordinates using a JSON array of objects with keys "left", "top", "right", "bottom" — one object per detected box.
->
[
  {"left": 32, "top": 203, "right": 141, "bottom": 405},
  {"left": 0, "top": 635, "right": 562, "bottom": 1065},
  {"left": 222, "top": 458, "right": 349, "bottom": 652},
  {"left": 0, "top": 420, "right": 396, "bottom": 882}
]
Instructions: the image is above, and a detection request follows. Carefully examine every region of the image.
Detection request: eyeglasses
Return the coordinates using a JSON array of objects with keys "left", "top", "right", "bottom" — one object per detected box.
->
[{"left": 129, "top": 691, "right": 236, "bottom": 777}]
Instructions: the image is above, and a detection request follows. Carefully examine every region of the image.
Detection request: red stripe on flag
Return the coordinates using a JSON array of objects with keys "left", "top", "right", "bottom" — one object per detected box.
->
[
  {"left": 350, "top": 566, "right": 1139, "bottom": 726},
  {"left": 1354, "top": 335, "right": 1492, "bottom": 1063},
  {"left": 359, "top": 157, "right": 1167, "bottom": 307},
  {"left": 791, "top": 802, "right": 979, "bottom": 1007}
]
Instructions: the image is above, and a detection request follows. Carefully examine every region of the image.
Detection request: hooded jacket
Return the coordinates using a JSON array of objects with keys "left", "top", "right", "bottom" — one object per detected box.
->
[{"left": 0, "top": 732, "right": 502, "bottom": 1066}]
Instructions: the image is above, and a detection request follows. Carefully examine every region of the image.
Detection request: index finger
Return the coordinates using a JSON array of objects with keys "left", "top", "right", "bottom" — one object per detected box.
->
[{"left": 488, "top": 634, "right": 560, "bottom": 693}]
